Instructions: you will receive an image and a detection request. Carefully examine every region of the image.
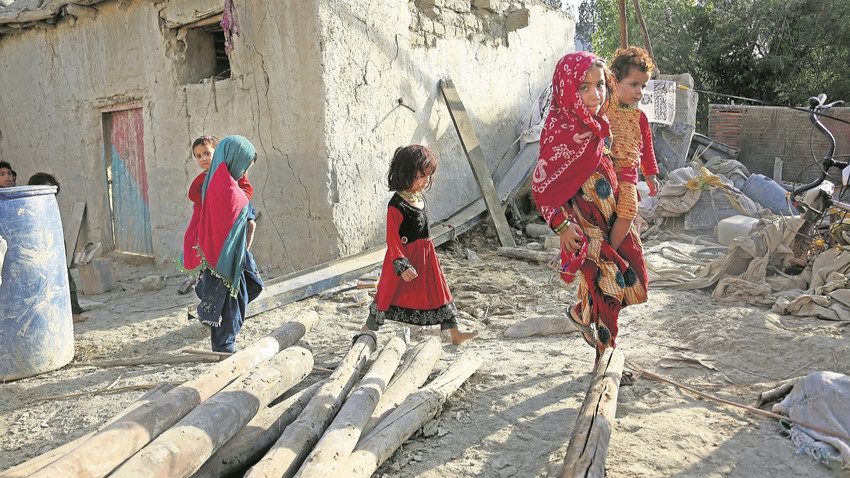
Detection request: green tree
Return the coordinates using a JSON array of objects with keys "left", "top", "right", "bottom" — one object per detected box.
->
[{"left": 577, "top": 0, "right": 850, "bottom": 132}]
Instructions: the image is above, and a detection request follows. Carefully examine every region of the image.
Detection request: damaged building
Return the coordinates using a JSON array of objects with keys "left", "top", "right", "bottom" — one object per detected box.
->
[{"left": 0, "top": 0, "right": 573, "bottom": 274}]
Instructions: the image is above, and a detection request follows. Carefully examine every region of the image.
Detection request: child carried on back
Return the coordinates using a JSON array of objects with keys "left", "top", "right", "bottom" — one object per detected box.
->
[{"left": 606, "top": 47, "right": 660, "bottom": 251}]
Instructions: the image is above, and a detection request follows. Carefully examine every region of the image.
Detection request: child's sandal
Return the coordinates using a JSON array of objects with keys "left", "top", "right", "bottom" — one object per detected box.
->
[{"left": 568, "top": 305, "right": 596, "bottom": 348}]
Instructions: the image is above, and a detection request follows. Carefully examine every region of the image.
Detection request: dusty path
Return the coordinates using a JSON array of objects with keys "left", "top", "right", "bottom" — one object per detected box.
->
[{"left": 1, "top": 226, "right": 847, "bottom": 477}]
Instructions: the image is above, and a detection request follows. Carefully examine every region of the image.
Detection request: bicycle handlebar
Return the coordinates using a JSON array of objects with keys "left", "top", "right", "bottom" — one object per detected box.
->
[{"left": 791, "top": 94, "right": 847, "bottom": 198}]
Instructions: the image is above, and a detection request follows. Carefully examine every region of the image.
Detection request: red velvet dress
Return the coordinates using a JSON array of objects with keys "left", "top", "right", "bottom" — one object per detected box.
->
[{"left": 366, "top": 193, "right": 459, "bottom": 331}]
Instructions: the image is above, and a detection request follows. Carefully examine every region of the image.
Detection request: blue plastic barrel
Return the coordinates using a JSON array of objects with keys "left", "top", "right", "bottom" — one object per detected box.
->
[
  {"left": 740, "top": 174, "right": 798, "bottom": 216},
  {"left": 0, "top": 185, "right": 74, "bottom": 381}
]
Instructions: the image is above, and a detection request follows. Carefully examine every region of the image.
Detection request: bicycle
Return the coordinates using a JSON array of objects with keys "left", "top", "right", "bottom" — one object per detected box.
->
[{"left": 784, "top": 94, "right": 850, "bottom": 270}]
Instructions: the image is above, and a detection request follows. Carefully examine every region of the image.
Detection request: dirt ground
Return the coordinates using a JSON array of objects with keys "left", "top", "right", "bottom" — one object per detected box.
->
[{"left": 1, "top": 222, "right": 848, "bottom": 477}]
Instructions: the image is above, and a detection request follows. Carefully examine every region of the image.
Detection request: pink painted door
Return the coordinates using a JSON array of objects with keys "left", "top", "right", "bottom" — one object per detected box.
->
[{"left": 102, "top": 107, "right": 153, "bottom": 256}]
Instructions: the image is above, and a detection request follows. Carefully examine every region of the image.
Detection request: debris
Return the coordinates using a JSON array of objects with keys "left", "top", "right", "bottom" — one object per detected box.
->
[
  {"left": 497, "top": 246, "right": 555, "bottom": 263},
  {"left": 524, "top": 223, "right": 554, "bottom": 238},
  {"left": 140, "top": 275, "right": 164, "bottom": 291},
  {"left": 658, "top": 352, "right": 719, "bottom": 371},
  {"left": 503, "top": 316, "right": 577, "bottom": 338}
]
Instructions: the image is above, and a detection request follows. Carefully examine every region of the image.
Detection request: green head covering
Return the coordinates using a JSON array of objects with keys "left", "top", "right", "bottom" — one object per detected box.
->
[{"left": 202, "top": 135, "right": 257, "bottom": 198}]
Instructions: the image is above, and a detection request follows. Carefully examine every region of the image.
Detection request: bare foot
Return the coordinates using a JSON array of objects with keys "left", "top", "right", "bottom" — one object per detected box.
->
[
  {"left": 73, "top": 314, "right": 88, "bottom": 323},
  {"left": 449, "top": 328, "right": 478, "bottom": 345}
]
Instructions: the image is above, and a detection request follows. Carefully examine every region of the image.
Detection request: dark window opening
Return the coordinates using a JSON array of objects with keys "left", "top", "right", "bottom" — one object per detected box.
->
[{"left": 177, "top": 14, "right": 231, "bottom": 84}]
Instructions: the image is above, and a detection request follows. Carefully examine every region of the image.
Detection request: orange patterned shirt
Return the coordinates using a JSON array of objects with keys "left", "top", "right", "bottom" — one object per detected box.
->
[{"left": 607, "top": 104, "right": 659, "bottom": 185}]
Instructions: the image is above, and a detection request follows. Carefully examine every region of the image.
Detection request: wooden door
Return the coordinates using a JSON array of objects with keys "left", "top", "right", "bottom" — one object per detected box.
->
[{"left": 102, "top": 107, "right": 153, "bottom": 256}]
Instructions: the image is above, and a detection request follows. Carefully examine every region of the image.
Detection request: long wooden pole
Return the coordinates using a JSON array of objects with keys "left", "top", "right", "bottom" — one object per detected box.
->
[
  {"left": 30, "top": 310, "right": 319, "bottom": 478},
  {"left": 111, "top": 347, "right": 314, "bottom": 478},
  {"left": 618, "top": 0, "right": 628, "bottom": 49},
  {"left": 296, "top": 335, "right": 407, "bottom": 477},
  {"left": 0, "top": 383, "right": 174, "bottom": 478},
  {"left": 628, "top": 362, "right": 850, "bottom": 443},
  {"left": 341, "top": 351, "right": 484, "bottom": 478},
  {"left": 193, "top": 380, "right": 325, "bottom": 478},
  {"left": 361, "top": 337, "right": 442, "bottom": 436},
  {"left": 244, "top": 331, "right": 378, "bottom": 478},
  {"left": 631, "top": 0, "right": 655, "bottom": 63},
  {"left": 69, "top": 355, "right": 221, "bottom": 368},
  {"left": 560, "top": 348, "right": 624, "bottom": 478}
]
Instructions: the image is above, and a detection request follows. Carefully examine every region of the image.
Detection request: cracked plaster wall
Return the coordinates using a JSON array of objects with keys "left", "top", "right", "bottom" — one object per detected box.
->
[
  {"left": 319, "top": 0, "right": 573, "bottom": 256},
  {"left": 0, "top": 0, "right": 573, "bottom": 274}
]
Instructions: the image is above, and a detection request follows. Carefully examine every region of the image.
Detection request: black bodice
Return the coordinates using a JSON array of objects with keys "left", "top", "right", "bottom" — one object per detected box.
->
[{"left": 389, "top": 193, "right": 429, "bottom": 244}]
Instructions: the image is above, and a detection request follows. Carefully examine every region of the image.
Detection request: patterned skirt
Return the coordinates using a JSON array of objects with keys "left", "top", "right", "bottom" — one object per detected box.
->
[{"left": 565, "top": 156, "right": 648, "bottom": 359}]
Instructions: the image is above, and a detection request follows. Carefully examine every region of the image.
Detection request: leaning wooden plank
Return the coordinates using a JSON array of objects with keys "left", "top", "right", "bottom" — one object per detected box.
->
[
  {"left": 361, "top": 337, "right": 442, "bottom": 436},
  {"left": 192, "top": 380, "right": 325, "bottom": 478},
  {"left": 244, "top": 331, "right": 378, "bottom": 478},
  {"left": 296, "top": 335, "right": 408, "bottom": 478},
  {"left": 30, "top": 310, "right": 319, "bottom": 478},
  {"left": 0, "top": 383, "right": 173, "bottom": 478},
  {"left": 63, "top": 201, "right": 85, "bottom": 267},
  {"left": 341, "top": 351, "right": 484, "bottom": 478},
  {"left": 247, "top": 248, "right": 386, "bottom": 317},
  {"left": 560, "top": 348, "right": 624, "bottom": 478},
  {"left": 111, "top": 347, "right": 313, "bottom": 478},
  {"left": 440, "top": 76, "right": 516, "bottom": 247}
]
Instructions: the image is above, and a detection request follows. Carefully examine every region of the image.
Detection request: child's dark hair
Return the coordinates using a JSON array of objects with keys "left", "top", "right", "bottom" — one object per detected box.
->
[
  {"left": 387, "top": 145, "right": 437, "bottom": 192},
  {"left": 28, "top": 172, "right": 60, "bottom": 193},
  {"left": 609, "top": 46, "right": 656, "bottom": 82},
  {"left": 0, "top": 161, "right": 11, "bottom": 171},
  {"left": 192, "top": 135, "right": 220, "bottom": 150}
]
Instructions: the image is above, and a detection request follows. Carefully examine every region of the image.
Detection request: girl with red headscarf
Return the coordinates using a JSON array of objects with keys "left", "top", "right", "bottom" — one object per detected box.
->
[{"left": 532, "top": 52, "right": 648, "bottom": 362}]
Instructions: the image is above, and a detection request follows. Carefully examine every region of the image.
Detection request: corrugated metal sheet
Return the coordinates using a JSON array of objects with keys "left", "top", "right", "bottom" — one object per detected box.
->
[
  {"left": 103, "top": 107, "right": 153, "bottom": 256},
  {"left": 709, "top": 105, "right": 850, "bottom": 184}
]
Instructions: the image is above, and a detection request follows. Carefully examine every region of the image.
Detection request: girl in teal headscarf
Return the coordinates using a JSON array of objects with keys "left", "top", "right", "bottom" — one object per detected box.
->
[{"left": 181, "top": 135, "right": 264, "bottom": 352}]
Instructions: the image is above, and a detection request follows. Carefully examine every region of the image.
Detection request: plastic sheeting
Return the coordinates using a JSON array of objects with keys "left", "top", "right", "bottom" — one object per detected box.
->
[{"left": 774, "top": 371, "right": 850, "bottom": 470}]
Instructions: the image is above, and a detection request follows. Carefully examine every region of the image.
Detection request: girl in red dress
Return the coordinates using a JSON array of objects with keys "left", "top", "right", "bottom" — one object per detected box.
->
[
  {"left": 363, "top": 145, "right": 478, "bottom": 345},
  {"left": 532, "top": 52, "right": 648, "bottom": 363}
]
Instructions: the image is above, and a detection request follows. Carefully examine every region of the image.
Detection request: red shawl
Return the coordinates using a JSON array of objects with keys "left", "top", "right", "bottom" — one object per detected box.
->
[{"left": 532, "top": 52, "right": 611, "bottom": 226}]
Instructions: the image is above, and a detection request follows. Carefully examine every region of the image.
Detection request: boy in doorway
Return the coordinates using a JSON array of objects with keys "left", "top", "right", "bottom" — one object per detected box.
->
[{"left": 0, "top": 161, "right": 14, "bottom": 187}]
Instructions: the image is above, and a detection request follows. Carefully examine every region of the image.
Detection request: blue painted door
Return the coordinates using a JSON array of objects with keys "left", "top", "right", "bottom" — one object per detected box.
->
[{"left": 102, "top": 107, "right": 153, "bottom": 256}]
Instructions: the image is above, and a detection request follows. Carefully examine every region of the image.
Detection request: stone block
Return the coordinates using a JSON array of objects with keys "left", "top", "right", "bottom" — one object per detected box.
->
[
  {"left": 505, "top": 8, "right": 529, "bottom": 32},
  {"left": 473, "top": 0, "right": 493, "bottom": 11},
  {"left": 140, "top": 275, "right": 165, "bottom": 291}
]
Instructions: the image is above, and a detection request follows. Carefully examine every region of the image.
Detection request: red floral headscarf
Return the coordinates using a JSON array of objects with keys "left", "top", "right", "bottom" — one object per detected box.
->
[{"left": 532, "top": 52, "right": 611, "bottom": 225}]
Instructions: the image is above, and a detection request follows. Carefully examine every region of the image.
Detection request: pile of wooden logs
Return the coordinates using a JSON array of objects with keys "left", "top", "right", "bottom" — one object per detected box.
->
[{"left": 2, "top": 310, "right": 483, "bottom": 478}]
